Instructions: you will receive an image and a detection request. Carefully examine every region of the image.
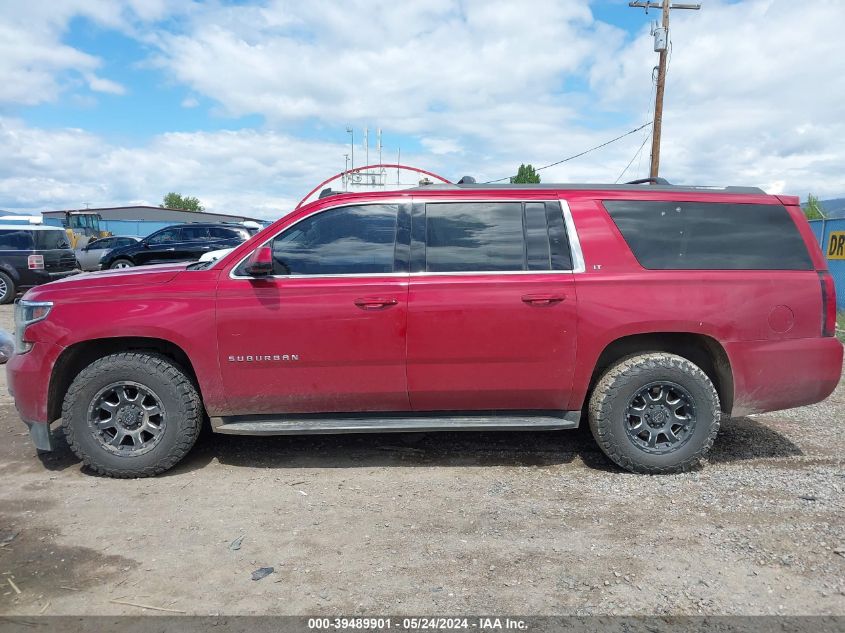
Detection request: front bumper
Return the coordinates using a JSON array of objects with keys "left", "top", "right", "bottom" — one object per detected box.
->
[{"left": 7, "top": 342, "right": 65, "bottom": 450}]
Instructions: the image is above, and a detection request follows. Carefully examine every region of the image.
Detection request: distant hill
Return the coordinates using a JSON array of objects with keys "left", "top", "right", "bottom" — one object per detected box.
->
[{"left": 804, "top": 198, "right": 845, "bottom": 219}]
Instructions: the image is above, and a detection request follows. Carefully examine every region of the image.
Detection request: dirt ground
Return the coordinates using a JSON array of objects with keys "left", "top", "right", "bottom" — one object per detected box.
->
[{"left": 0, "top": 304, "right": 843, "bottom": 616}]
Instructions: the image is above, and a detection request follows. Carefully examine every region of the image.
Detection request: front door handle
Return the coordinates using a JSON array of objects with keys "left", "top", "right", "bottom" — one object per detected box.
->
[
  {"left": 354, "top": 297, "right": 399, "bottom": 310},
  {"left": 522, "top": 293, "right": 565, "bottom": 306}
]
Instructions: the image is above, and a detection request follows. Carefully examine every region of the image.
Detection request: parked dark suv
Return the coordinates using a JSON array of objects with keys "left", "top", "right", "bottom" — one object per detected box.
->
[
  {"left": 0, "top": 225, "right": 79, "bottom": 304},
  {"left": 99, "top": 223, "right": 250, "bottom": 269}
]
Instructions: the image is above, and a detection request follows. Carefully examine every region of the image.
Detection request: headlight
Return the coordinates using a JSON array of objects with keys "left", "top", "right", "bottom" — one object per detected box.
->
[{"left": 13, "top": 300, "right": 53, "bottom": 354}]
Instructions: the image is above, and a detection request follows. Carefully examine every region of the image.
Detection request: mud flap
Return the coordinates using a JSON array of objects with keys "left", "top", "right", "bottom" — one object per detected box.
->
[{"left": 25, "top": 421, "right": 54, "bottom": 452}]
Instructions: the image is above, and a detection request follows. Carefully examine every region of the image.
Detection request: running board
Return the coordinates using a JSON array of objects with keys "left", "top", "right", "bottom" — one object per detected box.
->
[{"left": 210, "top": 411, "right": 581, "bottom": 436}]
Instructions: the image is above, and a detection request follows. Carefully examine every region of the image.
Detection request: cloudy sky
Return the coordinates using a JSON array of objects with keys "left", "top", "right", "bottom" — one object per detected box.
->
[{"left": 1, "top": 0, "right": 842, "bottom": 218}]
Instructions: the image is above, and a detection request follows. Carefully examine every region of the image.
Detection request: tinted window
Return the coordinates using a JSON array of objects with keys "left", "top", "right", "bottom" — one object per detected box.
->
[
  {"left": 114, "top": 238, "right": 134, "bottom": 247},
  {"left": 604, "top": 201, "right": 813, "bottom": 270},
  {"left": 147, "top": 228, "right": 181, "bottom": 244},
  {"left": 545, "top": 202, "right": 572, "bottom": 270},
  {"left": 525, "top": 203, "right": 551, "bottom": 270},
  {"left": 34, "top": 230, "right": 70, "bottom": 250},
  {"left": 210, "top": 226, "right": 249, "bottom": 240},
  {"left": 0, "top": 230, "right": 34, "bottom": 249},
  {"left": 182, "top": 226, "right": 211, "bottom": 241},
  {"left": 425, "top": 202, "right": 525, "bottom": 272},
  {"left": 270, "top": 204, "right": 398, "bottom": 275}
]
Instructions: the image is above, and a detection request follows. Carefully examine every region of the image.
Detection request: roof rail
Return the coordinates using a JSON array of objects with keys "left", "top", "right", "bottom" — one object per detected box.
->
[
  {"left": 405, "top": 182, "right": 767, "bottom": 194},
  {"left": 626, "top": 177, "right": 671, "bottom": 185}
]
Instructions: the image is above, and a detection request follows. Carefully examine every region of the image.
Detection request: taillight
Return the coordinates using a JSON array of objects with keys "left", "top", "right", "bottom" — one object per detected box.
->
[
  {"left": 819, "top": 271, "right": 836, "bottom": 337},
  {"left": 27, "top": 254, "right": 44, "bottom": 270}
]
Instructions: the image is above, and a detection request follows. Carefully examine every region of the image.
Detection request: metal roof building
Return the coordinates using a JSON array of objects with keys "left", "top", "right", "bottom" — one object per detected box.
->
[{"left": 42, "top": 205, "right": 268, "bottom": 237}]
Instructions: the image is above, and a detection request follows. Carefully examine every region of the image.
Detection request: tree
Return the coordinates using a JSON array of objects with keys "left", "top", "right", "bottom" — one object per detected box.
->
[
  {"left": 161, "top": 192, "right": 204, "bottom": 212},
  {"left": 510, "top": 164, "right": 541, "bottom": 184},
  {"left": 803, "top": 194, "right": 825, "bottom": 220}
]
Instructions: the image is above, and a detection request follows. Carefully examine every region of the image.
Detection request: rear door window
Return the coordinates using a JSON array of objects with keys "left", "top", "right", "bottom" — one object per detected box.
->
[
  {"left": 603, "top": 201, "right": 813, "bottom": 270},
  {"left": 424, "top": 202, "right": 524, "bottom": 272},
  {"left": 182, "top": 226, "right": 211, "bottom": 241},
  {"left": 421, "top": 201, "right": 572, "bottom": 273}
]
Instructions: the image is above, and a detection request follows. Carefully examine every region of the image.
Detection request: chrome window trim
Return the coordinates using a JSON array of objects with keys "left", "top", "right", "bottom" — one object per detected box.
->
[
  {"left": 409, "top": 270, "right": 573, "bottom": 277},
  {"left": 559, "top": 198, "right": 586, "bottom": 273},
  {"left": 227, "top": 196, "right": 585, "bottom": 280}
]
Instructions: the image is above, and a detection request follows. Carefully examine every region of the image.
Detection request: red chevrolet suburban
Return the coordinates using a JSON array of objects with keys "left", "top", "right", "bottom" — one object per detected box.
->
[{"left": 8, "top": 182, "right": 842, "bottom": 477}]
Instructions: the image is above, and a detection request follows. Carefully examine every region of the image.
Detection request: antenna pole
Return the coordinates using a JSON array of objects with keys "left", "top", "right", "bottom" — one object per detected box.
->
[{"left": 628, "top": 1, "right": 700, "bottom": 179}]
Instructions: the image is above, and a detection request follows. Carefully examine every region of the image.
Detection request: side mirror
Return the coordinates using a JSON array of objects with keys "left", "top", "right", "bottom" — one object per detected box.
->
[{"left": 245, "top": 245, "right": 273, "bottom": 276}]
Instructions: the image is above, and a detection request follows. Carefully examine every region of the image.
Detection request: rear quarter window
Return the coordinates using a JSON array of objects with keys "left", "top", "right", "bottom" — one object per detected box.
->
[
  {"left": 34, "top": 230, "right": 71, "bottom": 250},
  {"left": 603, "top": 201, "right": 813, "bottom": 270}
]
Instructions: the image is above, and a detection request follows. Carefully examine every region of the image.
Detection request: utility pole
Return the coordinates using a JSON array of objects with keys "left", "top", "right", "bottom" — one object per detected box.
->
[
  {"left": 628, "top": 1, "right": 700, "bottom": 179},
  {"left": 346, "top": 126, "right": 354, "bottom": 172}
]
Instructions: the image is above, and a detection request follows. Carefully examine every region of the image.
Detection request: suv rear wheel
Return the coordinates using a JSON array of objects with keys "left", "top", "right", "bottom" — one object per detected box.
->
[
  {"left": 588, "top": 352, "right": 720, "bottom": 474},
  {"left": 62, "top": 352, "right": 202, "bottom": 477},
  {"left": 0, "top": 271, "right": 15, "bottom": 304}
]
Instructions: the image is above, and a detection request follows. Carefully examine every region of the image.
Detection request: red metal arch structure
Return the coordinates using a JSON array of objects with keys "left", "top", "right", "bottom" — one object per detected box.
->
[{"left": 296, "top": 163, "right": 452, "bottom": 210}]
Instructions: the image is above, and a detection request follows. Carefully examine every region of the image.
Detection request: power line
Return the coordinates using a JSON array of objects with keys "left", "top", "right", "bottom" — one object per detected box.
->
[
  {"left": 615, "top": 133, "right": 651, "bottom": 184},
  {"left": 484, "top": 121, "right": 653, "bottom": 184}
]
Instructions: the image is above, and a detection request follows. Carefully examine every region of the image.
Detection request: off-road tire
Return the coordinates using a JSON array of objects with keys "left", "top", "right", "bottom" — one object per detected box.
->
[
  {"left": 0, "top": 272, "right": 15, "bottom": 304},
  {"left": 62, "top": 352, "right": 202, "bottom": 478},
  {"left": 588, "top": 352, "right": 720, "bottom": 474},
  {"left": 109, "top": 259, "right": 134, "bottom": 269}
]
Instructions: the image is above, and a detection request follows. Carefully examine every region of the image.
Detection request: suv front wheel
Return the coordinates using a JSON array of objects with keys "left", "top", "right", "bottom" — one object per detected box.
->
[
  {"left": 110, "top": 259, "right": 134, "bottom": 269},
  {"left": 588, "top": 353, "right": 721, "bottom": 474},
  {"left": 62, "top": 352, "right": 203, "bottom": 477}
]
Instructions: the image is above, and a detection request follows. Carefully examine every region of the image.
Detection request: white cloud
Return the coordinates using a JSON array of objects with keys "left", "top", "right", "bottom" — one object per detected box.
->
[
  {"left": 143, "top": 0, "right": 845, "bottom": 197},
  {"left": 0, "top": 117, "right": 388, "bottom": 219},
  {"left": 86, "top": 74, "right": 127, "bottom": 95},
  {"left": 588, "top": 0, "right": 845, "bottom": 196},
  {"left": 1, "top": 0, "right": 844, "bottom": 213},
  {"left": 0, "top": 20, "right": 100, "bottom": 105},
  {"left": 421, "top": 138, "right": 463, "bottom": 155},
  {"left": 0, "top": 0, "right": 175, "bottom": 106},
  {"left": 150, "top": 0, "right": 601, "bottom": 131}
]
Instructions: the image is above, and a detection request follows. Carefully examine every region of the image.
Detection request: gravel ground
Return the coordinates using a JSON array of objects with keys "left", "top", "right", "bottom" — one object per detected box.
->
[{"left": 0, "top": 304, "right": 843, "bottom": 616}]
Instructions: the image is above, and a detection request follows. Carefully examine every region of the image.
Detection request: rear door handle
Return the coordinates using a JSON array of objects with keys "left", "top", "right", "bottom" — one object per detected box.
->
[
  {"left": 522, "top": 293, "right": 566, "bottom": 306},
  {"left": 354, "top": 297, "right": 399, "bottom": 310}
]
